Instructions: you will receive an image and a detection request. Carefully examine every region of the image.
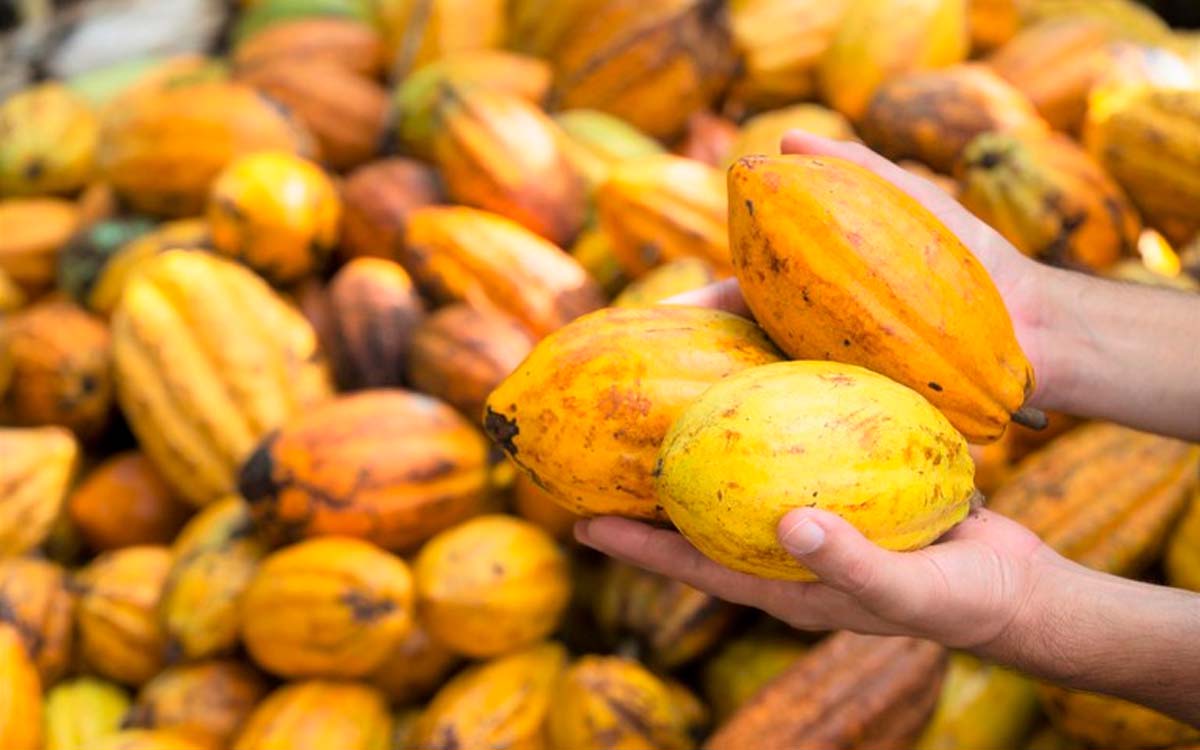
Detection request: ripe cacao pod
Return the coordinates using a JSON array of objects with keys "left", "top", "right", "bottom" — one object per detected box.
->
[
  {"left": 2, "top": 299, "right": 113, "bottom": 438},
  {"left": 1166, "top": 492, "right": 1200, "bottom": 592},
  {"left": 240, "top": 390, "right": 490, "bottom": 551},
  {"left": 160, "top": 497, "right": 267, "bottom": 661},
  {"left": 547, "top": 655, "right": 695, "bottom": 750},
  {"left": 0, "top": 267, "right": 25, "bottom": 313},
  {"left": 338, "top": 158, "right": 442, "bottom": 262},
  {"left": 86, "top": 218, "right": 212, "bottom": 318},
  {"left": 596, "top": 154, "right": 731, "bottom": 277},
  {"left": 553, "top": 108, "right": 665, "bottom": 189},
  {"left": 513, "top": 471, "right": 580, "bottom": 541},
  {"left": 957, "top": 130, "right": 1140, "bottom": 270},
  {"left": 506, "top": 0, "right": 594, "bottom": 58},
  {"left": 0, "top": 83, "right": 98, "bottom": 197},
  {"left": 75, "top": 545, "right": 172, "bottom": 686},
  {"left": 0, "top": 197, "right": 80, "bottom": 295},
  {"left": 1022, "top": 0, "right": 1172, "bottom": 45},
  {"left": 430, "top": 85, "right": 586, "bottom": 246},
  {"left": 1038, "top": 685, "right": 1200, "bottom": 749},
  {"left": 90, "top": 731, "right": 210, "bottom": 750},
  {"left": 968, "top": 0, "right": 1023, "bottom": 52},
  {"left": 729, "top": 154, "right": 1035, "bottom": 443},
  {"left": 0, "top": 623, "right": 42, "bottom": 750},
  {"left": 68, "top": 451, "right": 191, "bottom": 552},
  {"left": 485, "top": 306, "right": 782, "bottom": 520},
  {"left": 0, "top": 426, "right": 79, "bottom": 556},
  {"left": 233, "top": 680, "right": 393, "bottom": 750},
  {"left": 112, "top": 250, "right": 333, "bottom": 506},
  {"left": 404, "top": 206, "right": 604, "bottom": 338},
  {"left": 658, "top": 361, "right": 977, "bottom": 580},
  {"left": 44, "top": 676, "right": 131, "bottom": 750},
  {"left": 595, "top": 560, "right": 739, "bottom": 669},
  {"left": 703, "top": 632, "right": 808, "bottom": 721},
  {"left": 232, "top": 17, "right": 386, "bottom": 77},
  {"left": 708, "top": 632, "right": 947, "bottom": 750},
  {"left": 1084, "top": 86, "right": 1200, "bottom": 246},
  {"left": 240, "top": 536, "right": 414, "bottom": 678},
  {"left": 725, "top": 104, "right": 858, "bottom": 167},
  {"left": 570, "top": 224, "right": 628, "bottom": 297},
  {"left": 373, "top": 0, "right": 506, "bottom": 80},
  {"left": 126, "top": 661, "right": 268, "bottom": 748},
  {"left": 549, "top": 0, "right": 736, "bottom": 139},
  {"left": 988, "top": 422, "right": 1199, "bottom": 575},
  {"left": 410, "top": 642, "right": 566, "bottom": 750},
  {"left": 676, "top": 111, "right": 739, "bottom": 168},
  {"left": 819, "top": 0, "right": 970, "bottom": 121},
  {"left": 915, "top": 654, "right": 1039, "bottom": 750},
  {"left": 407, "top": 304, "right": 534, "bottom": 421},
  {"left": 0, "top": 557, "right": 74, "bottom": 684},
  {"left": 367, "top": 622, "right": 460, "bottom": 705},
  {"left": 98, "top": 82, "right": 314, "bottom": 217},
  {"left": 415, "top": 514, "right": 570, "bottom": 658},
  {"left": 57, "top": 217, "right": 156, "bottom": 308},
  {"left": 613, "top": 257, "right": 719, "bottom": 307},
  {"left": 860, "top": 64, "right": 1046, "bottom": 173}
]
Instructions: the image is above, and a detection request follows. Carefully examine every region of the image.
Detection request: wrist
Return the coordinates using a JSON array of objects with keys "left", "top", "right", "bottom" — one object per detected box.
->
[{"left": 1010, "top": 262, "right": 1087, "bottom": 413}]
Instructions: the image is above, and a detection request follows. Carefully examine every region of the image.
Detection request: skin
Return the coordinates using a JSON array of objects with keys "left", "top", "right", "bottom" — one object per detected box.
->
[{"left": 577, "top": 132, "right": 1200, "bottom": 725}]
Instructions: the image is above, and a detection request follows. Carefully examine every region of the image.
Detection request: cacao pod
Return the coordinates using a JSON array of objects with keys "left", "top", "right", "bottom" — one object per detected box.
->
[
  {"left": 596, "top": 154, "right": 731, "bottom": 277},
  {"left": 367, "top": 621, "right": 460, "bottom": 705},
  {"left": 404, "top": 206, "right": 604, "bottom": 338},
  {"left": 44, "top": 676, "right": 131, "bottom": 750},
  {"left": 233, "top": 680, "right": 393, "bottom": 750},
  {"left": 547, "top": 655, "right": 695, "bottom": 750},
  {"left": 57, "top": 217, "right": 157, "bottom": 307},
  {"left": 570, "top": 224, "right": 628, "bottom": 297},
  {"left": 208, "top": 151, "right": 340, "bottom": 284},
  {"left": 1084, "top": 86, "right": 1200, "bottom": 246},
  {"left": 513, "top": 471, "right": 581, "bottom": 541},
  {"left": 415, "top": 514, "right": 570, "bottom": 658},
  {"left": 78, "top": 55, "right": 230, "bottom": 111},
  {"left": 1038, "top": 685, "right": 1200, "bottom": 749},
  {"left": 338, "top": 158, "right": 442, "bottom": 262},
  {"left": 0, "top": 623, "right": 42, "bottom": 750},
  {"left": 0, "top": 556, "right": 74, "bottom": 684},
  {"left": 112, "top": 250, "right": 333, "bottom": 506},
  {"left": 372, "top": 0, "right": 506, "bottom": 80},
  {"left": 0, "top": 426, "right": 79, "bottom": 556},
  {"left": 506, "top": 0, "right": 594, "bottom": 58},
  {"left": 410, "top": 642, "right": 566, "bottom": 750},
  {"left": 0, "top": 197, "right": 80, "bottom": 295},
  {"left": 703, "top": 632, "right": 808, "bottom": 721},
  {"left": 407, "top": 304, "right": 534, "bottom": 421},
  {"left": 658, "top": 361, "right": 977, "bottom": 580},
  {"left": 430, "top": 85, "right": 586, "bottom": 246},
  {"left": 957, "top": 130, "right": 1140, "bottom": 270},
  {"left": 232, "top": 0, "right": 371, "bottom": 44},
  {"left": 240, "top": 536, "right": 414, "bottom": 678},
  {"left": 819, "top": 0, "right": 970, "bottom": 121},
  {"left": 0, "top": 83, "right": 99, "bottom": 197},
  {"left": 1, "top": 299, "right": 113, "bottom": 438},
  {"left": 232, "top": 17, "right": 386, "bottom": 77},
  {"left": 613, "top": 257, "right": 719, "bottom": 307},
  {"left": 75, "top": 545, "right": 172, "bottom": 686},
  {"left": 860, "top": 64, "right": 1046, "bottom": 173},
  {"left": 68, "top": 451, "right": 191, "bottom": 552},
  {"left": 1021, "top": 0, "right": 1172, "bottom": 45},
  {"left": 98, "top": 81, "right": 314, "bottom": 217},
  {"left": 91, "top": 730, "right": 211, "bottom": 750},
  {"left": 0, "top": 267, "right": 26, "bottom": 313},
  {"left": 708, "top": 632, "right": 947, "bottom": 750},
  {"left": 549, "top": 0, "right": 736, "bottom": 139},
  {"left": 1166, "top": 491, "right": 1200, "bottom": 592},
  {"left": 86, "top": 218, "right": 212, "bottom": 318},
  {"left": 553, "top": 108, "right": 666, "bottom": 189},
  {"left": 485, "top": 306, "right": 782, "bottom": 520},
  {"left": 675, "top": 111, "right": 739, "bottom": 168},
  {"left": 729, "top": 154, "right": 1035, "bottom": 443},
  {"left": 915, "top": 653, "right": 1040, "bottom": 750},
  {"left": 988, "top": 422, "right": 1199, "bottom": 576},
  {"left": 160, "top": 497, "right": 267, "bottom": 661},
  {"left": 126, "top": 660, "right": 268, "bottom": 747},
  {"left": 240, "top": 390, "right": 490, "bottom": 551},
  {"left": 968, "top": 0, "right": 1023, "bottom": 53},
  {"left": 725, "top": 104, "right": 858, "bottom": 167}
]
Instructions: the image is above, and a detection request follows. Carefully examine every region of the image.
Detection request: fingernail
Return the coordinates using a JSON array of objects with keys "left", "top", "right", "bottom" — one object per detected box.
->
[
  {"left": 573, "top": 520, "right": 591, "bottom": 544},
  {"left": 780, "top": 518, "right": 825, "bottom": 555}
]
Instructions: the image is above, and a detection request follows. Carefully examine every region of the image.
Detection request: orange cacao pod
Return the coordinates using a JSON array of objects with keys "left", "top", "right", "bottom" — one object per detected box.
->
[
  {"left": 725, "top": 104, "right": 858, "bottom": 167},
  {"left": 367, "top": 621, "right": 460, "bottom": 705},
  {"left": 0, "top": 623, "right": 42, "bottom": 750},
  {"left": 0, "top": 557, "right": 74, "bottom": 685},
  {"left": 1038, "top": 685, "right": 1200, "bottom": 749},
  {"left": 1166, "top": 490, "right": 1200, "bottom": 592},
  {"left": 68, "top": 451, "right": 192, "bottom": 552},
  {"left": 0, "top": 197, "right": 80, "bottom": 296},
  {"left": 91, "top": 729, "right": 211, "bottom": 750},
  {"left": 512, "top": 470, "right": 580, "bottom": 541},
  {"left": 0, "top": 82, "right": 98, "bottom": 198},
  {"left": 675, "top": 111, "right": 739, "bottom": 168},
  {"left": 373, "top": 0, "right": 506, "bottom": 81},
  {"left": 233, "top": 680, "right": 392, "bottom": 750},
  {"left": 0, "top": 426, "right": 79, "bottom": 556},
  {"left": 613, "top": 257, "right": 719, "bottom": 307},
  {"left": 126, "top": 661, "right": 268, "bottom": 748},
  {"left": 338, "top": 158, "right": 442, "bottom": 262},
  {"left": 232, "top": 17, "right": 386, "bottom": 77}
]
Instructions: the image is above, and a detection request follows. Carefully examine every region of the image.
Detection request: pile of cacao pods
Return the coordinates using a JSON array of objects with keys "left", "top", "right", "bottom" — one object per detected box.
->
[{"left": 2, "top": 0, "right": 1200, "bottom": 748}]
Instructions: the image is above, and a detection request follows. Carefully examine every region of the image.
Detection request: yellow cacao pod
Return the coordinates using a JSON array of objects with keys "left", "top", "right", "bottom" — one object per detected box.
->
[
  {"left": 915, "top": 654, "right": 1039, "bottom": 750},
  {"left": 725, "top": 104, "right": 857, "bottom": 167},
  {"left": 0, "top": 556, "right": 74, "bottom": 684},
  {"left": 371, "top": 0, "right": 506, "bottom": 80},
  {"left": 90, "top": 729, "right": 214, "bottom": 750},
  {"left": 85, "top": 218, "right": 212, "bottom": 318},
  {"left": 505, "top": 0, "right": 596, "bottom": 58},
  {"left": 112, "top": 250, "right": 333, "bottom": 506},
  {"left": 1038, "top": 685, "right": 1200, "bottom": 749},
  {"left": 0, "top": 197, "right": 80, "bottom": 296},
  {"left": 553, "top": 108, "right": 665, "bottom": 190},
  {"left": 240, "top": 536, "right": 414, "bottom": 679},
  {"left": 0, "top": 623, "right": 42, "bottom": 750},
  {"left": 569, "top": 224, "right": 627, "bottom": 297},
  {"left": 0, "top": 83, "right": 98, "bottom": 197},
  {"left": 1167, "top": 490, "right": 1200, "bottom": 592},
  {"left": 0, "top": 266, "right": 25, "bottom": 313},
  {"left": 658, "top": 361, "right": 976, "bottom": 580},
  {"left": 513, "top": 471, "right": 581, "bottom": 541},
  {"left": 1022, "top": 0, "right": 1172, "bottom": 45},
  {"left": 233, "top": 680, "right": 393, "bottom": 750},
  {"left": 968, "top": 0, "right": 1025, "bottom": 53},
  {"left": 415, "top": 515, "right": 570, "bottom": 658},
  {"left": 367, "top": 622, "right": 460, "bottom": 705},
  {"left": 44, "top": 676, "right": 131, "bottom": 750},
  {"left": 0, "top": 426, "right": 79, "bottom": 556},
  {"left": 126, "top": 661, "right": 268, "bottom": 748},
  {"left": 613, "top": 257, "right": 719, "bottom": 307},
  {"left": 485, "top": 306, "right": 782, "bottom": 521}
]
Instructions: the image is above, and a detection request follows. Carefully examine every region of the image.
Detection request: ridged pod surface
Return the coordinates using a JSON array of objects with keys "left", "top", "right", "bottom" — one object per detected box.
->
[
  {"left": 0, "top": 197, "right": 80, "bottom": 295},
  {"left": 0, "top": 82, "right": 98, "bottom": 196},
  {"left": 547, "top": 655, "right": 695, "bottom": 750},
  {"left": 484, "top": 306, "right": 782, "bottom": 520},
  {"left": 233, "top": 680, "right": 393, "bottom": 750},
  {"left": 98, "top": 82, "right": 313, "bottom": 217},
  {"left": 613, "top": 257, "right": 719, "bottom": 307},
  {"left": 112, "top": 250, "right": 333, "bottom": 506},
  {"left": 988, "top": 422, "right": 1200, "bottom": 576},
  {"left": 725, "top": 104, "right": 857, "bottom": 167},
  {"left": 0, "top": 623, "right": 42, "bottom": 750},
  {"left": 338, "top": 158, "right": 442, "bottom": 262},
  {"left": 404, "top": 206, "right": 603, "bottom": 338},
  {"left": 1084, "top": 86, "right": 1200, "bottom": 246},
  {"left": 415, "top": 515, "right": 570, "bottom": 658},
  {"left": 729, "top": 155, "right": 1034, "bottom": 443},
  {"left": 86, "top": 218, "right": 212, "bottom": 318},
  {"left": 366, "top": 622, "right": 460, "bottom": 705},
  {"left": 596, "top": 155, "right": 731, "bottom": 277},
  {"left": 957, "top": 130, "right": 1140, "bottom": 270},
  {"left": 126, "top": 660, "right": 268, "bottom": 748},
  {"left": 550, "top": 0, "right": 736, "bottom": 139},
  {"left": 1038, "top": 685, "right": 1200, "bottom": 749},
  {"left": 553, "top": 108, "right": 665, "bottom": 190},
  {"left": 0, "top": 557, "right": 74, "bottom": 684},
  {"left": 859, "top": 64, "right": 1046, "bottom": 173},
  {"left": 160, "top": 497, "right": 267, "bottom": 661},
  {"left": 703, "top": 633, "right": 808, "bottom": 721},
  {"left": 1166, "top": 492, "right": 1200, "bottom": 592},
  {"left": 819, "top": 0, "right": 969, "bottom": 121},
  {"left": 239, "top": 390, "right": 490, "bottom": 551},
  {"left": 410, "top": 642, "right": 566, "bottom": 750},
  {"left": 914, "top": 654, "right": 1039, "bottom": 750},
  {"left": 658, "top": 361, "right": 976, "bottom": 580},
  {"left": 69, "top": 451, "right": 192, "bottom": 552},
  {"left": 372, "top": 0, "right": 506, "bottom": 80},
  {"left": 74, "top": 545, "right": 172, "bottom": 686},
  {"left": 44, "top": 677, "right": 131, "bottom": 750},
  {"left": 505, "top": 0, "right": 595, "bottom": 57},
  {"left": 709, "top": 632, "right": 946, "bottom": 750},
  {"left": 232, "top": 17, "right": 386, "bottom": 77},
  {"left": 0, "top": 426, "right": 79, "bottom": 556},
  {"left": 240, "top": 536, "right": 414, "bottom": 678}
]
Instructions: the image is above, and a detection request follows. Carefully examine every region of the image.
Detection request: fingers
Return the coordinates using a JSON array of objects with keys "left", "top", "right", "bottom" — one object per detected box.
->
[
  {"left": 940, "top": 508, "right": 1050, "bottom": 556},
  {"left": 661, "top": 278, "right": 752, "bottom": 318}
]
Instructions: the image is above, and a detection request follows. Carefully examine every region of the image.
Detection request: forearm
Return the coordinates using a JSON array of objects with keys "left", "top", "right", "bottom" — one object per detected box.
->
[{"left": 1028, "top": 265, "right": 1200, "bottom": 441}]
